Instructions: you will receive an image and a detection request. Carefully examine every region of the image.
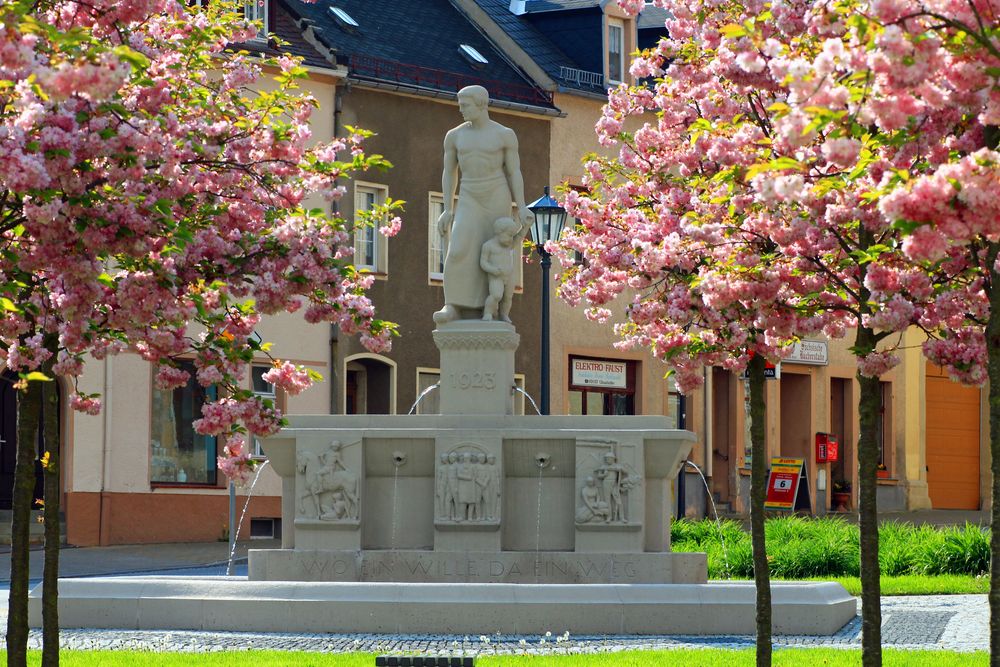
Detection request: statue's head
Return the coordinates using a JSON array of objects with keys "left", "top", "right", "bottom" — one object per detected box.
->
[
  {"left": 603, "top": 452, "right": 616, "bottom": 464},
  {"left": 493, "top": 216, "right": 520, "bottom": 241},
  {"left": 478, "top": 452, "right": 488, "bottom": 464},
  {"left": 487, "top": 454, "right": 496, "bottom": 465},
  {"left": 448, "top": 451, "right": 459, "bottom": 463},
  {"left": 585, "top": 475, "right": 596, "bottom": 487},
  {"left": 457, "top": 85, "right": 489, "bottom": 108},
  {"left": 440, "top": 453, "right": 448, "bottom": 464}
]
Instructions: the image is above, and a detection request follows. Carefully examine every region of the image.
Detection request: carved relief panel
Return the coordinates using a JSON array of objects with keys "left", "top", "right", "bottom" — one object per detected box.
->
[
  {"left": 574, "top": 439, "right": 642, "bottom": 528},
  {"left": 296, "top": 438, "right": 362, "bottom": 524},
  {"left": 434, "top": 442, "right": 501, "bottom": 526}
]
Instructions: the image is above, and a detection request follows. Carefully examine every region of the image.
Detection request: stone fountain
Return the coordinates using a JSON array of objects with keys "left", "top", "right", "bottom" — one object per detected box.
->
[{"left": 32, "top": 86, "right": 855, "bottom": 636}]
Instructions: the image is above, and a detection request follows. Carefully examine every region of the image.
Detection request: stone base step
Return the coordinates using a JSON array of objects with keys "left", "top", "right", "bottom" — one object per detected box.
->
[{"left": 32, "top": 577, "right": 857, "bottom": 636}]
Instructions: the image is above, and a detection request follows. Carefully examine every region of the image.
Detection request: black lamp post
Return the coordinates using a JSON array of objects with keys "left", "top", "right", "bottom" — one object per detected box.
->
[{"left": 527, "top": 186, "right": 568, "bottom": 416}]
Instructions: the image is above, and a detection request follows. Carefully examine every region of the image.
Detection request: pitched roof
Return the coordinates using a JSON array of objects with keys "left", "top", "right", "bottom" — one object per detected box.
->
[
  {"left": 520, "top": 0, "right": 603, "bottom": 11},
  {"left": 277, "top": 0, "right": 554, "bottom": 109},
  {"left": 637, "top": 6, "right": 671, "bottom": 31},
  {"left": 469, "top": 0, "right": 606, "bottom": 94}
]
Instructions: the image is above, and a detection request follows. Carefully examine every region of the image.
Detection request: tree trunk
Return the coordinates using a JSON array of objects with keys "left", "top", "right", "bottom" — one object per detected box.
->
[
  {"left": 748, "top": 354, "right": 772, "bottom": 666},
  {"left": 855, "top": 324, "right": 882, "bottom": 667},
  {"left": 41, "top": 372, "right": 60, "bottom": 666},
  {"left": 6, "top": 379, "right": 42, "bottom": 667},
  {"left": 985, "top": 241, "right": 1000, "bottom": 666}
]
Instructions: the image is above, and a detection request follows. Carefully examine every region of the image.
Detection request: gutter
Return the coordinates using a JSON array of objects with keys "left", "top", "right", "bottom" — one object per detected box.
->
[{"left": 348, "top": 77, "right": 566, "bottom": 118}]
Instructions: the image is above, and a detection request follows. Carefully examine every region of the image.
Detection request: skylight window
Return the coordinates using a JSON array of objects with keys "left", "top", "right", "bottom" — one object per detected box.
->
[
  {"left": 329, "top": 6, "right": 359, "bottom": 30},
  {"left": 459, "top": 44, "right": 489, "bottom": 67}
]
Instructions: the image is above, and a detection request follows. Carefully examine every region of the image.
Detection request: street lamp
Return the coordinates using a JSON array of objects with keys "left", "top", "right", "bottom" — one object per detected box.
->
[{"left": 527, "top": 186, "right": 568, "bottom": 416}]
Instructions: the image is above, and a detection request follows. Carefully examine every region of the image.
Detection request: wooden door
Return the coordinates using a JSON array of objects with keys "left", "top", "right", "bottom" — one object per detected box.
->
[{"left": 925, "top": 363, "right": 981, "bottom": 509}]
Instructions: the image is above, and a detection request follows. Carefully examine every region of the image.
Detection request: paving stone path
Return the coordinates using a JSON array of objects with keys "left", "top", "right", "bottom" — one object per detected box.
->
[{"left": 8, "top": 594, "right": 988, "bottom": 655}]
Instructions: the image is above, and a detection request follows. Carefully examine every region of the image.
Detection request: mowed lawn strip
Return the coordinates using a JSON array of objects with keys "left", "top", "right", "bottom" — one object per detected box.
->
[{"left": 5, "top": 650, "right": 987, "bottom": 666}]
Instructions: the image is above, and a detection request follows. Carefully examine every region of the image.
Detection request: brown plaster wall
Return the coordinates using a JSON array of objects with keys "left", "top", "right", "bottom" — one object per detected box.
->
[{"left": 337, "top": 87, "right": 551, "bottom": 412}]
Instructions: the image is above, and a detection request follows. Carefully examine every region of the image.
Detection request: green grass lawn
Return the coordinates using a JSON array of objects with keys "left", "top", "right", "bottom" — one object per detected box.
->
[
  {"left": 807, "top": 574, "right": 989, "bottom": 596},
  {"left": 7, "top": 649, "right": 987, "bottom": 666}
]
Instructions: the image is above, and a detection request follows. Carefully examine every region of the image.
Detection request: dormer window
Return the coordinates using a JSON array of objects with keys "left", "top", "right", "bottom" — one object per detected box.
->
[
  {"left": 607, "top": 18, "right": 624, "bottom": 84},
  {"left": 329, "top": 6, "right": 360, "bottom": 32},
  {"left": 244, "top": 0, "right": 267, "bottom": 41},
  {"left": 459, "top": 44, "right": 489, "bottom": 69}
]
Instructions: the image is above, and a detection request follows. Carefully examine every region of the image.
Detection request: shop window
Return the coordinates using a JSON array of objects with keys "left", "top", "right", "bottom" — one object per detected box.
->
[
  {"left": 150, "top": 361, "right": 218, "bottom": 485},
  {"left": 567, "top": 356, "right": 637, "bottom": 416}
]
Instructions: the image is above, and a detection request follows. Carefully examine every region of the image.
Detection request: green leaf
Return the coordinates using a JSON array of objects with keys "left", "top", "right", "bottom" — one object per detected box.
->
[
  {"left": 23, "top": 371, "right": 52, "bottom": 382},
  {"left": 0, "top": 297, "right": 21, "bottom": 313},
  {"left": 113, "top": 45, "right": 151, "bottom": 70},
  {"left": 720, "top": 24, "right": 748, "bottom": 38}
]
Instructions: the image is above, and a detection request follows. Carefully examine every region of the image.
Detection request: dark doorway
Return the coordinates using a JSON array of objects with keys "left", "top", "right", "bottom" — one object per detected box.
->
[{"left": 0, "top": 372, "right": 57, "bottom": 510}]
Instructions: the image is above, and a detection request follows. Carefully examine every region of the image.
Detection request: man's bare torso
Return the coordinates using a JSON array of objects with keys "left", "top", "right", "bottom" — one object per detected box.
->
[{"left": 449, "top": 121, "right": 510, "bottom": 181}]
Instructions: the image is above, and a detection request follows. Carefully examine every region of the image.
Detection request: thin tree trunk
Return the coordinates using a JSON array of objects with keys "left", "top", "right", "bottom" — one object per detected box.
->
[
  {"left": 984, "top": 241, "right": 1000, "bottom": 666},
  {"left": 855, "top": 324, "right": 882, "bottom": 667},
  {"left": 41, "top": 371, "right": 59, "bottom": 666},
  {"left": 748, "top": 354, "right": 772, "bottom": 666},
  {"left": 6, "top": 379, "right": 42, "bottom": 667}
]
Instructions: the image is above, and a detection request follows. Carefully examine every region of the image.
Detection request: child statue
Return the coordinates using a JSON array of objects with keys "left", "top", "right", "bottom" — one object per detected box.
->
[{"left": 479, "top": 216, "right": 521, "bottom": 323}]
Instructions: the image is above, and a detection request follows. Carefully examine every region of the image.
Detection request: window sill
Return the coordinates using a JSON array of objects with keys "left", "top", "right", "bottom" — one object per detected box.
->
[
  {"left": 152, "top": 482, "right": 222, "bottom": 490},
  {"left": 876, "top": 477, "right": 899, "bottom": 485}
]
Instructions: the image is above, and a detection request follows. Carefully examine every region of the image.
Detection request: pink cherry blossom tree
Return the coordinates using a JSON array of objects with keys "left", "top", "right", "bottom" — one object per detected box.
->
[
  {"left": 0, "top": 1, "right": 400, "bottom": 663},
  {"left": 568, "top": 0, "right": 999, "bottom": 662}
]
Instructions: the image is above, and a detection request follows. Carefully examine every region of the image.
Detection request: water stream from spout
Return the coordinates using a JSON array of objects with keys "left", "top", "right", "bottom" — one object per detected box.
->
[
  {"left": 513, "top": 386, "right": 541, "bottom": 415},
  {"left": 227, "top": 460, "right": 270, "bottom": 575},
  {"left": 408, "top": 383, "right": 440, "bottom": 415},
  {"left": 390, "top": 464, "right": 399, "bottom": 550},
  {"left": 534, "top": 464, "right": 544, "bottom": 583},
  {"left": 682, "top": 459, "right": 730, "bottom": 577}
]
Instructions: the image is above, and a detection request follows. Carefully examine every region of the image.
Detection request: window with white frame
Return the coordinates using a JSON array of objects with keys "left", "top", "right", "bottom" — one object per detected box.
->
[
  {"left": 251, "top": 365, "right": 277, "bottom": 456},
  {"left": 244, "top": 0, "right": 268, "bottom": 40},
  {"left": 428, "top": 194, "right": 453, "bottom": 281},
  {"left": 607, "top": 19, "right": 624, "bottom": 84},
  {"left": 354, "top": 183, "right": 389, "bottom": 274}
]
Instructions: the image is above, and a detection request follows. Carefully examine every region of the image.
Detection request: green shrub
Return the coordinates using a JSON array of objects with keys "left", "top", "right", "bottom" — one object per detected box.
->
[{"left": 671, "top": 516, "right": 989, "bottom": 579}]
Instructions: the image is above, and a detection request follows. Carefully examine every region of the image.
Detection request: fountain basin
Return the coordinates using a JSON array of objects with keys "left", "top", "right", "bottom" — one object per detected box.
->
[{"left": 33, "top": 577, "right": 857, "bottom": 635}]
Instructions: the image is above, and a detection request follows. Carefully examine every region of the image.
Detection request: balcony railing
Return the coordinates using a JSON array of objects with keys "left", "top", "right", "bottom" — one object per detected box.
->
[
  {"left": 348, "top": 55, "right": 553, "bottom": 107},
  {"left": 559, "top": 66, "right": 605, "bottom": 88}
]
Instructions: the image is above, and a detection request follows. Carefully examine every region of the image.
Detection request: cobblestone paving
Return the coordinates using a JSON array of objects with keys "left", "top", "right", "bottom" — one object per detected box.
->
[{"left": 8, "top": 595, "right": 988, "bottom": 655}]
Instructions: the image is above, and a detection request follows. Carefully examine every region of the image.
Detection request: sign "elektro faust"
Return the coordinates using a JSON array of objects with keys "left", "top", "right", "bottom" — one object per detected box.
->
[{"left": 570, "top": 358, "right": 627, "bottom": 389}]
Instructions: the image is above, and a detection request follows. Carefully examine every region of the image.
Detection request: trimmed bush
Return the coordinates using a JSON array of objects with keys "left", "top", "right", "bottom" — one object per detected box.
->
[{"left": 671, "top": 517, "right": 990, "bottom": 579}]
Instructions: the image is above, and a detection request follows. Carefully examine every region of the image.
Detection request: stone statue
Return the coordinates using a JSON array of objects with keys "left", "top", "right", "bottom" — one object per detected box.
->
[
  {"left": 575, "top": 475, "right": 610, "bottom": 524},
  {"left": 594, "top": 451, "right": 636, "bottom": 523},
  {"left": 445, "top": 450, "right": 460, "bottom": 520},
  {"left": 433, "top": 85, "right": 534, "bottom": 325},
  {"left": 457, "top": 452, "right": 478, "bottom": 521},
  {"left": 486, "top": 453, "right": 500, "bottom": 520},
  {"left": 297, "top": 440, "right": 360, "bottom": 521},
  {"left": 480, "top": 217, "right": 520, "bottom": 323},
  {"left": 435, "top": 453, "right": 450, "bottom": 517}
]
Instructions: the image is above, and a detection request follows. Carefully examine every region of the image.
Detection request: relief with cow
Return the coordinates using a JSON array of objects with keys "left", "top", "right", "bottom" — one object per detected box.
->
[{"left": 297, "top": 439, "right": 361, "bottom": 522}]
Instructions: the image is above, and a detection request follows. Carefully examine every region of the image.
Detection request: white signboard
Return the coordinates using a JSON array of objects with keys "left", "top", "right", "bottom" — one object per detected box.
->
[
  {"left": 571, "top": 358, "right": 627, "bottom": 389},
  {"left": 785, "top": 340, "right": 829, "bottom": 366}
]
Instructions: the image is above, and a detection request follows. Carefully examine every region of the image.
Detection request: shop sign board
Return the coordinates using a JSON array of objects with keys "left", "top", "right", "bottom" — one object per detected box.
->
[
  {"left": 764, "top": 457, "right": 811, "bottom": 512},
  {"left": 785, "top": 340, "right": 829, "bottom": 366},
  {"left": 570, "top": 358, "right": 628, "bottom": 389}
]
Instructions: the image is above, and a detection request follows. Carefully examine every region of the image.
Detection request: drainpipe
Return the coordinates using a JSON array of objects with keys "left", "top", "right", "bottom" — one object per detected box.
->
[
  {"left": 99, "top": 356, "right": 113, "bottom": 545},
  {"left": 703, "top": 366, "right": 712, "bottom": 516},
  {"left": 330, "top": 84, "right": 345, "bottom": 415}
]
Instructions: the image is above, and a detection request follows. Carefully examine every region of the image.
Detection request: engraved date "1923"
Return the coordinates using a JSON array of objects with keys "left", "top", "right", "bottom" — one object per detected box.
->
[{"left": 448, "top": 371, "right": 496, "bottom": 390}]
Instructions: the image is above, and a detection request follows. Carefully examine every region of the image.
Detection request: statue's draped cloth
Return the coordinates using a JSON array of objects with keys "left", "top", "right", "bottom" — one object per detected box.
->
[{"left": 443, "top": 173, "right": 512, "bottom": 309}]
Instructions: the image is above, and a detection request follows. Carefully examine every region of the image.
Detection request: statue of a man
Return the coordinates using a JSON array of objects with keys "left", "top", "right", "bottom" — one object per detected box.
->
[{"left": 433, "top": 85, "right": 534, "bottom": 325}]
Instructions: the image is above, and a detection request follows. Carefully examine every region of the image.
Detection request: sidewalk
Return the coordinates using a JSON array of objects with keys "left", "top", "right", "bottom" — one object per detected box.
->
[{"left": 0, "top": 539, "right": 281, "bottom": 582}]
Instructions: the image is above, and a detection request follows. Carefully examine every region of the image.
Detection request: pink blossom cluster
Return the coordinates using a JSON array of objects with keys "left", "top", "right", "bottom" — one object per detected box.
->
[
  {"left": 591, "top": 0, "right": 1000, "bottom": 387},
  {"left": 262, "top": 361, "right": 312, "bottom": 396},
  {"left": 217, "top": 435, "right": 255, "bottom": 486},
  {"left": 0, "top": 0, "right": 398, "bottom": 425}
]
